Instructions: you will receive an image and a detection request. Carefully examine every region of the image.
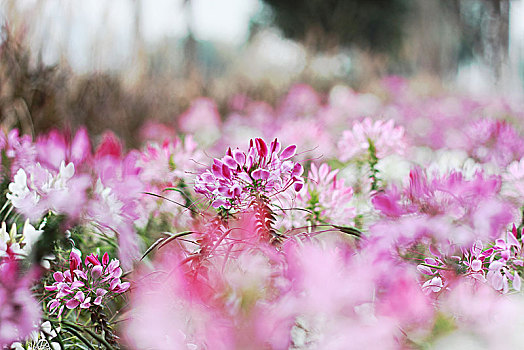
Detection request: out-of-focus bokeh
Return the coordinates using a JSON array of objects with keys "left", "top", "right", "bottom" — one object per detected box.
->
[{"left": 1, "top": 0, "right": 523, "bottom": 145}]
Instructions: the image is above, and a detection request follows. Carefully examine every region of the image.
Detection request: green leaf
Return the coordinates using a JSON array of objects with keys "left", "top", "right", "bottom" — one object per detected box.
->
[{"left": 332, "top": 225, "right": 362, "bottom": 237}]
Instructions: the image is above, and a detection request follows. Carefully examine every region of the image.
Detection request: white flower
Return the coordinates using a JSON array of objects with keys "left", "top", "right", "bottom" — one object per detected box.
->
[
  {"left": 6, "top": 169, "right": 39, "bottom": 209},
  {"left": 0, "top": 222, "right": 23, "bottom": 257},
  {"left": 0, "top": 220, "right": 43, "bottom": 259},
  {"left": 6, "top": 161, "right": 81, "bottom": 221},
  {"left": 10, "top": 321, "right": 61, "bottom": 350},
  {"left": 86, "top": 180, "right": 125, "bottom": 234},
  {"left": 21, "top": 220, "right": 43, "bottom": 253}
]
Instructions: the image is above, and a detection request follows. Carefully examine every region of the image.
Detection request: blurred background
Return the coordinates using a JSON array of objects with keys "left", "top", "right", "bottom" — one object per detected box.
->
[{"left": 1, "top": 0, "right": 523, "bottom": 146}]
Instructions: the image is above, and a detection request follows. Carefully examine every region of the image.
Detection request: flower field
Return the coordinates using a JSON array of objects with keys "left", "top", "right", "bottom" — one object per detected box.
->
[{"left": 3, "top": 78, "right": 524, "bottom": 349}]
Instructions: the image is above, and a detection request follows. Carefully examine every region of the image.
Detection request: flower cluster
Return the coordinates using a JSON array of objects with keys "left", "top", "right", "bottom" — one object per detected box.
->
[
  {"left": 10, "top": 321, "right": 61, "bottom": 350},
  {"left": 462, "top": 119, "right": 524, "bottom": 167},
  {"left": 372, "top": 167, "right": 514, "bottom": 243},
  {"left": 7, "top": 161, "right": 90, "bottom": 222},
  {"left": 137, "top": 136, "right": 204, "bottom": 228},
  {"left": 4, "top": 129, "right": 146, "bottom": 268},
  {"left": 419, "top": 225, "right": 524, "bottom": 294},
  {"left": 45, "top": 250, "right": 129, "bottom": 317},
  {"left": 4, "top": 80, "right": 524, "bottom": 349},
  {"left": 194, "top": 138, "right": 304, "bottom": 210}
]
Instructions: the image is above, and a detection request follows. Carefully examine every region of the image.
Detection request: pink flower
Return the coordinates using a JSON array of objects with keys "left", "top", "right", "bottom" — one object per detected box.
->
[
  {"left": 95, "top": 131, "right": 123, "bottom": 160},
  {"left": 7, "top": 161, "right": 90, "bottom": 222},
  {"left": 45, "top": 250, "right": 129, "bottom": 315},
  {"left": 125, "top": 264, "right": 232, "bottom": 349},
  {"left": 277, "top": 84, "right": 321, "bottom": 118},
  {"left": 374, "top": 167, "right": 514, "bottom": 242},
  {"left": 124, "top": 246, "right": 289, "bottom": 349},
  {"left": 276, "top": 118, "right": 336, "bottom": 160},
  {"left": 413, "top": 224, "right": 524, "bottom": 294},
  {"left": 137, "top": 135, "right": 202, "bottom": 185},
  {"left": 503, "top": 157, "right": 524, "bottom": 200},
  {"left": 371, "top": 185, "right": 404, "bottom": 217},
  {"left": 194, "top": 138, "right": 304, "bottom": 211},
  {"left": 178, "top": 98, "right": 221, "bottom": 145},
  {"left": 0, "top": 259, "right": 40, "bottom": 347},
  {"left": 461, "top": 119, "right": 524, "bottom": 167},
  {"left": 281, "top": 163, "right": 355, "bottom": 230},
  {"left": 422, "top": 276, "right": 443, "bottom": 293},
  {"left": 88, "top": 146, "right": 144, "bottom": 268},
  {"left": 377, "top": 273, "right": 434, "bottom": 326},
  {"left": 283, "top": 239, "right": 433, "bottom": 347},
  {"left": 438, "top": 279, "right": 524, "bottom": 348},
  {"left": 4, "top": 129, "right": 37, "bottom": 176},
  {"left": 139, "top": 121, "right": 177, "bottom": 143},
  {"left": 36, "top": 128, "right": 92, "bottom": 171},
  {"left": 337, "top": 117, "right": 407, "bottom": 162}
]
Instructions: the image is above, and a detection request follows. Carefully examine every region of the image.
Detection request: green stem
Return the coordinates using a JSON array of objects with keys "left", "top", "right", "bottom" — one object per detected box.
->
[
  {"left": 368, "top": 138, "right": 379, "bottom": 191},
  {"left": 44, "top": 317, "right": 117, "bottom": 350},
  {"left": 49, "top": 321, "right": 65, "bottom": 350},
  {"left": 62, "top": 327, "right": 96, "bottom": 350},
  {"left": 420, "top": 263, "right": 450, "bottom": 271}
]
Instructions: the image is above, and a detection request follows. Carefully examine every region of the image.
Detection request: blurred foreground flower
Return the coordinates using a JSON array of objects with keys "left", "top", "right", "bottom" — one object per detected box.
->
[{"left": 0, "top": 258, "right": 40, "bottom": 347}]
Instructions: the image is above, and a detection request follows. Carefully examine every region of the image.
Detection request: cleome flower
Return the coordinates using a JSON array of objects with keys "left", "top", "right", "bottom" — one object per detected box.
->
[
  {"left": 280, "top": 163, "right": 355, "bottom": 230},
  {"left": 337, "top": 117, "right": 407, "bottom": 162},
  {"left": 45, "top": 249, "right": 129, "bottom": 317},
  {"left": 417, "top": 225, "right": 524, "bottom": 295},
  {"left": 0, "top": 220, "right": 43, "bottom": 260},
  {"left": 461, "top": 119, "right": 524, "bottom": 167},
  {"left": 10, "top": 320, "right": 61, "bottom": 350},
  {"left": 7, "top": 161, "right": 90, "bottom": 222},
  {"left": 194, "top": 138, "right": 304, "bottom": 211},
  {"left": 0, "top": 258, "right": 41, "bottom": 348},
  {"left": 372, "top": 167, "right": 513, "bottom": 236},
  {"left": 137, "top": 135, "right": 203, "bottom": 185}
]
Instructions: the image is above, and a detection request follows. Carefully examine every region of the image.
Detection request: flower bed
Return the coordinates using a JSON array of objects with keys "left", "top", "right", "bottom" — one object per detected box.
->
[{"left": 3, "top": 79, "right": 524, "bottom": 349}]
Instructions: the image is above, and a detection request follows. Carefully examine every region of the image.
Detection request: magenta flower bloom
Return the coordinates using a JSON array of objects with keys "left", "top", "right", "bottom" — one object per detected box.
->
[
  {"left": 45, "top": 250, "right": 129, "bottom": 316},
  {"left": 35, "top": 128, "right": 92, "bottom": 171},
  {"left": 194, "top": 138, "right": 304, "bottom": 211},
  {"left": 461, "top": 119, "right": 524, "bottom": 167},
  {"left": 373, "top": 167, "right": 515, "bottom": 242}
]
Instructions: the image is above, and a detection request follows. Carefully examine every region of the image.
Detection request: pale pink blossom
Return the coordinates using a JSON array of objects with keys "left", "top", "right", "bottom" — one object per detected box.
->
[
  {"left": 35, "top": 128, "right": 92, "bottom": 171},
  {"left": 124, "top": 244, "right": 292, "bottom": 349},
  {"left": 438, "top": 279, "right": 524, "bottom": 348},
  {"left": 502, "top": 157, "right": 524, "bottom": 201},
  {"left": 281, "top": 163, "right": 355, "bottom": 231},
  {"left": 7, "top": 161, "right": 90, "bottom": 221},
  {"left": 178, "top": 98, "right": 221, "bottom": 146},
  {"left": 338, "top": 117, "right": 407, "bottom": 162},
  {"left": 0, "top": 259, "right": 40, "bottom": 348},
  {"left": 373, "top": 167, "right": 514, "bottom": 242},
  {"left": 4, "top": 129, "right": 37, "bottom": 176},
  {"left": 461, "top": 119, "right": 524, "bottom": 167}
]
